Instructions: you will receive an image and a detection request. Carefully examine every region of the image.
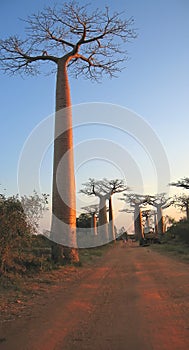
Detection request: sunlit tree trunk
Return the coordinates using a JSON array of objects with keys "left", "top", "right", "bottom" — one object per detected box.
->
[
  {"left": 134, "top": 205, "right": 143, "bottom": 241},
  {"left": 91, "top": 213, "right": 97, "bottom": 236},
  {"left": 98, "top": 196, "right": 109, "bottom": 244},
  {"left": 154, "top": 212, "right": 158, "bottom": 235},
  {"left": 51, "top": 58, "right": 79, "bottom": 263},
  {"left": 108, "top": 196, "right": 115, "bottom": 242},
  {"left": 157, "top": 205, "right": 164, "bottom": 236}
]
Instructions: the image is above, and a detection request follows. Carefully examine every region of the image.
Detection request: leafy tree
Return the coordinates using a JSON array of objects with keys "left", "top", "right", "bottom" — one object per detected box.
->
[
  {"left": 20, "top": 190, "right": 49, "bottom": 233},
  {"left": 0, "top": 192, "right": 49, "bottom": 276},
  {"left": 76, "top": 213, "right": 91, "bottom": 229},
  {"left": 0, "top": 1, "right": 136, "bottom": 263},
  {"left": 0, "top": 194, "right": 31, "bottom": 275},
  {"left": 167, "top": 220, "right": 189, "bottom": 244}
]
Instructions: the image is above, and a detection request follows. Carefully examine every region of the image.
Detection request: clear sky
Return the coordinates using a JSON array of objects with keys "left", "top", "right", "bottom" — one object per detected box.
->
[{"left": 0, "top": 0, "right": 189, "bottom": 231}]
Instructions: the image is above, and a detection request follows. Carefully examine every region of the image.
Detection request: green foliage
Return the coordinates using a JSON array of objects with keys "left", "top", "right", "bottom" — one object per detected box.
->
[
  {"left": 0, "top": 194, "right": 32, "bottom": 275},
  {"left": 0, "top": 192, "right": 50, "bottom": 277},
  {"left": 76, "top": 213, "right": 91, "bottom": 228},
  {"left": 167, "top": 220, "right": 189, "bottom": 244}
]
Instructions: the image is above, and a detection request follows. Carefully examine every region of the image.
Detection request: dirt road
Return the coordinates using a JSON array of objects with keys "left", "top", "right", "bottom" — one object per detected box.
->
[{"left": 0, "top": 242, "right": 189, "bottom": 350}]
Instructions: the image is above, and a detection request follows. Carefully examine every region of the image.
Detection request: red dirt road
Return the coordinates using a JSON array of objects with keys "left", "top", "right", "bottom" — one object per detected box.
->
[{"left": 1, "top": 242, "right": 189, "bottom": 350}]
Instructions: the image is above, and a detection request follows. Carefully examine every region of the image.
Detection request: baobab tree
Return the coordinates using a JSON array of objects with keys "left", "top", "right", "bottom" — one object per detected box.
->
[
  {"left": 142, "top": 209, "right": 157, "bottom": 234},
  {"left": 170, "top": 177, "right": 189, "bottom": 190},
  {"left": 146, "top": 194, "right": 172, "bottom": 236},
  {"left": 120, "top": 193, "right": 147, "bottom": 241},
  {"left": 80, "top": 178, "right": 127, "bottom": 243},
  {"left": 81, "top": 204, "right": 99, "bottom": 236},
  {"left": 80, "top": 178, "right": 110, "bottom": 244},
  {"left": 98, "top": 178, "right": 127, "bottom": 241},
  {"left": 0, "top": 1, "right": 136, "bottom": 262}
]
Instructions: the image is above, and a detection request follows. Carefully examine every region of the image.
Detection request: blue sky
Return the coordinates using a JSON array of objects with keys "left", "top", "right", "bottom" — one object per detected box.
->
[{"left": 0, "top": 0, "right": 189, "bottom": 229}]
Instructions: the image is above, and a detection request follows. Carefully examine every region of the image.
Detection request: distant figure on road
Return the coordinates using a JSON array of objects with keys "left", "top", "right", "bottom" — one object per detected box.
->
[{"left": 122, "top": 236, "right": 128, "bottom": 247}]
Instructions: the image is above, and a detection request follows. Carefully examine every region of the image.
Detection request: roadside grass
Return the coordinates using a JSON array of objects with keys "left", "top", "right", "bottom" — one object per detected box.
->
[
  {"left": 79, "top": 242, "right": 113, "bottom": 265},
  {"left": 150, "top": 236, "right": 189, "bottom": 263},
  {"left": 150, "top": 220, "right": 189, "bottom": 263}
]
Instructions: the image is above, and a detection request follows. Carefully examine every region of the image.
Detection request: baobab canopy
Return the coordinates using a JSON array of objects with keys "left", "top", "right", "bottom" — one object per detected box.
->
[{"left": 0, "top": 1, "right": 137, "bottom": 80}]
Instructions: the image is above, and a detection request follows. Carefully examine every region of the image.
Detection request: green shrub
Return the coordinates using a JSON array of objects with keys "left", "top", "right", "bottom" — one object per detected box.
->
[
  {"left": 0, "top": 195, "right": 32, "bottom": 275},
  {"left": 167, "top": 220, "right": 189, "bottom": 244},
  {"left": 0, "top": 193, "right": 51, "bottom": 277}
]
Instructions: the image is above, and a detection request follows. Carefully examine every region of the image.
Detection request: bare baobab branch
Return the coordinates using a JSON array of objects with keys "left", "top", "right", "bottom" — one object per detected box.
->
[
  {"left": 0, "top": 1, "right": 137, "bottom": 80},
  {"left": 170, "top": 177, "right": 189, "bottom": 190}
]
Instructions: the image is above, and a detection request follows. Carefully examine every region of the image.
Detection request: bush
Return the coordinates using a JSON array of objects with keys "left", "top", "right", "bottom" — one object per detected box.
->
[
  {"left": 0, "top": 194, "right": 32, "bottom": 275},
  {"left": 166, "top": 220, "right": 189, "bottom": 244},
  {"left": 0, "top": 193, "right": 50, "bottom": 277}
]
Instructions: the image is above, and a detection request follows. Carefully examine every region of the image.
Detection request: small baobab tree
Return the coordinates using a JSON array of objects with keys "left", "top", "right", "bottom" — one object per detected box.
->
[
  {"left": 0, "top": 1, "right": 136, "bottom": 262},
  {"left": 81, "top": 204, "right": 99, "bottom": 236},
  {"left": 120, "top": 193, "right": 147, "bottom": 241},
  {"left": 146, "top": 194, "right": 172, "bottom": 236},
  {"left": 98, "top": 178, "right": 127, "bottom": 241},
  {"left": 80, "top": 178, "right": 110, "bottom": 244}
]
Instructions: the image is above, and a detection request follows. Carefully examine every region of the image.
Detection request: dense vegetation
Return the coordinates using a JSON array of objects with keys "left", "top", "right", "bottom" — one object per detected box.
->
[
  {"left": 0, "top": 193, "right": 51, "bottom": 280},
  {"left": 166, "top": 219, "right": 189, "bottom": 245}
]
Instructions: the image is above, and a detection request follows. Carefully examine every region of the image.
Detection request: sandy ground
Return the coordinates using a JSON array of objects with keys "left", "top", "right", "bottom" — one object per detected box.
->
[{"left": 0, "top": 242, "right": 189, "bottom": 350}]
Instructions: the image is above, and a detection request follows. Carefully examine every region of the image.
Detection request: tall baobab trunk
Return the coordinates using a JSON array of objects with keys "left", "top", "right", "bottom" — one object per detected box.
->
[
  {"left": 146, "top": 214, "right": 150, "bottom": 231},
  {"left": 134, "top": 205, "right": 143, "bottom": 241},
  {"left": 98, "top": 196, "right": 109, "bottom": 244},
  {"left": 156, "top": 205, "right": 164, "bottom": 236},
  {"left": 154, "top": 212, "right": 158, "bottom": 235},
  {"left": 91, "top": 213, "right": 97, "bottom": 236},
  {"left": 108, "top": 196, "right": 115, "bottom": 242},
  {"left": 51, "top": 59, "right": 79, "bottom": 263}
]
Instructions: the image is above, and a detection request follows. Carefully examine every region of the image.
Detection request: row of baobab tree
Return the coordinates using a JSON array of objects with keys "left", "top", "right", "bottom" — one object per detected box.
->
[{"left": 77, "top": 177, "right": 189, "bottom": 245}]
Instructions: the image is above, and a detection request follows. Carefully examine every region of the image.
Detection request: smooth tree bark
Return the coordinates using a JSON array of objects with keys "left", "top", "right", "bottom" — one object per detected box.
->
[
  {"left": 91, "top": 213, "right": 97, "bottom": 236},
  {"left": 156, "top": 205, "right": 165, "bottom": 235},
  {"left": 51, "top": 58, "right": 78, "bottom": 262},
  {"left": 108, "top": 196, "right": 115, "bottom": 241},
  {"left": 153, "top": 212, "right": 158, "bottom": 235},
  {"left": 0, "top": 2, "right": 136, "bottom": 262},
  {"left": 133, "top": 204, "right": 143, "bottom": 241},
  {"left": 92, "top": 192, "right": 110, "bottom": 244}
]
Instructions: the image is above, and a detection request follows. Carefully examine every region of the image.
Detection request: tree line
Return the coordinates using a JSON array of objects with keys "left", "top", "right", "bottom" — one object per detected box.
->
[{"left": 0, "top": 177, "right": 189, "bottom": 278}]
